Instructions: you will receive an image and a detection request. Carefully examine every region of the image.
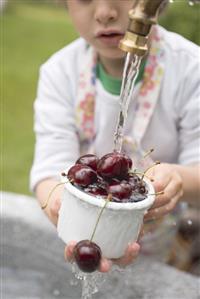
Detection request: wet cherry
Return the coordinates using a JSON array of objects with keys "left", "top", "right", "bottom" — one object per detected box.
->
[
  {"left": 128, "top": 173, "right": 141, "bottom": 187},
  {"left": 84, "top": 184, "right": 108, "bottom": 197},
  {"left": 124, "top": 154, "right": 133, "bottom": 169},
  {"left": 107, "top": 181, "right": 132, "bottom": 201},
  {"left": 68, "top": 164, "right": 97, "bottom": 187},
  {"left": 76, "top": 154, "right": 99, "bottom": 171},
  {"left": 97, "top": 152, "right": 131, "bottom": 179},
  {"left": 73, "top": 240, "right": 102, "bottom": 273},
  {"left": 136, "top": 181, "right": 147, "bottom": 195}
]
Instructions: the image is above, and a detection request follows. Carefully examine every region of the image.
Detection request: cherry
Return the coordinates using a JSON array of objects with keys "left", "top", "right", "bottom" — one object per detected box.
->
[
  {"left": 68, "top": 164, "right": 97, "bottom": 187},
  {"left": 76, "top": 154, "right": 99, "bottom": 171},
  {"left": 84, "top": 183, "right": 108, "bottom": 197},
  {"left": 73, "top": 240, "right": 101, "bottom": 273},
  {"left": 97, "top": 152, "right": 131, "bottom": 179},
  {"left": 125, "top": 155, "right": 133, "bottom": 169},
  {"left": 107, "top": 181, "right": 132, "bottom": 202},
  {"left": 136, "top": 181, "right": 147, "bottom": 195},
  {"left": 128, "top": 173, "right": 141, "bottom": 187}
]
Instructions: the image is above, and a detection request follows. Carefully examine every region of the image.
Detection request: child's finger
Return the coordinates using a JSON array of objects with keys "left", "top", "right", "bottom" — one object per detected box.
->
[
  {"left": 111, "top": 242, "right": 140, "bottom": 267},
  {"left": 50, "top": 197, "right": 61, "bottom": 217},
  {"left": 98, "top": 257, "right": 112, "bottom": 273},
  {"left": 149, "top": 193, "right": 169, "bottom": 210},
  {"left": 64, "top": 241, "right": 77, "bottom": 262},
  {"left": 144, "top": 190, "right": 182, "bottom": 221}
]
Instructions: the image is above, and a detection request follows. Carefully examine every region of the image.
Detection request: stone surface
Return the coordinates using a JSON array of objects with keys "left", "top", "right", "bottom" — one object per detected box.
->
[{"left": 1, "top": 191, "right": 200, "bottom": 299}]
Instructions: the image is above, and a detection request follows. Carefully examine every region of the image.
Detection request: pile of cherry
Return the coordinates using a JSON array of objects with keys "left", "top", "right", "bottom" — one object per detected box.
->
[{"left": 65, "top": 151, "right": 148, "bottom": 203}]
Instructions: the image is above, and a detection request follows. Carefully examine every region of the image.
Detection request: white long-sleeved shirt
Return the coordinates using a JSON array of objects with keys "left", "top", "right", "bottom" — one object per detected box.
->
[{"left": 30, "top": 27, "right": 200, "bottom": 191}]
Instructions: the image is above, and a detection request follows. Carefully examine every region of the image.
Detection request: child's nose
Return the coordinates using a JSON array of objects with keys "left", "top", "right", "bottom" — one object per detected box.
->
[{"left": 94, "top": 0, "right": 118, "bottom": 25}]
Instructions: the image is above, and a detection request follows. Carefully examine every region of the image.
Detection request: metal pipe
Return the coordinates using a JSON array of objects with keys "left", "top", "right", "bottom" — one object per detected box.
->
[{"left": 119, "top": 0, "right": 168, "bottom": 55}]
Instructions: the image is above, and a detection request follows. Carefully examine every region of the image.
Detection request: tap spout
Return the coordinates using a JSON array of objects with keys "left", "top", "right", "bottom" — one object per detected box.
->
[{"left": 119, "top": 0, "right": 168, "bottom": 55}]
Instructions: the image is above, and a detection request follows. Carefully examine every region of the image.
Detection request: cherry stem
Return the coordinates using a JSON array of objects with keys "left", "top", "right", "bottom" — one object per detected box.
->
[
  {"left": 141, "top": 161, "right": 160, "bottom": 180},
  {"left": 143, "top": 148, "right": 154, "bottom": 159},
  {"left": 41, "top": 179, "right": 72, "bottom": 210},
  {"left": 148, "top": 191, "right": 164, "bottom": 196},
  {"left": 130, "top": 171, "right": 154, "bottom": 182},
  {"left": 90, "top": 194, "right": 112, "bottom": 242}
]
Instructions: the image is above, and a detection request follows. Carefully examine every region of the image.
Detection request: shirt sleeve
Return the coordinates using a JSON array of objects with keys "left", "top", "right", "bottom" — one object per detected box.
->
[
  {"left": 30, "top": 61, "right": 80, "bottom": 192},
  {"left": 177, "top": 49, "right": 200, "bottom": 166}
]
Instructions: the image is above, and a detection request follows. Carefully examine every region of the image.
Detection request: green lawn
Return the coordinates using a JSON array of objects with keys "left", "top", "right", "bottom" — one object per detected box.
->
[
  {"left": 1, "top": 1, "right": 199, "bottom": 195},
  {"left": 2, "top": 2, "right": 78, "bottom": 194}
]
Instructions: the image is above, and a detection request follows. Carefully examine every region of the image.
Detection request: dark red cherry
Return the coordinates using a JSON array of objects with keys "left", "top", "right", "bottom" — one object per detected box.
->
[
  {"left": 107, "top": 181, "right": 132, "bottom": 201},
  {"left": 76, "top": 154, "right": 99, "bottom": 171},
  {"left": 128, "top": 173, "right": 141, "bottom": 187},
  {"left": 84, "top": 184, "right": 108, "bottom": 197},
  {"left": 97, "top": 152, "right": 131, "bottom": 179},
  {"left": 68, "top": 164, "right": 97, "bottom": 187},
  {"left": 124, "top": 154, "right": 133, "bottom": 169},
  {"left": 136, "top": 181, "right": 147, "bottom": 195},
  {"left": 74, "top": 240, "right": 101, "bottom": 273}
]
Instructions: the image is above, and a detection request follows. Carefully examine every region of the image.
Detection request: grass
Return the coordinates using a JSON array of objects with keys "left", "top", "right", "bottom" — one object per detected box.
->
[
  {"left": 2, "top": 2, "right": 78, "bottom": 194},
  {"left": 1, "top": 1, "right": 199, "bottom": 195}
]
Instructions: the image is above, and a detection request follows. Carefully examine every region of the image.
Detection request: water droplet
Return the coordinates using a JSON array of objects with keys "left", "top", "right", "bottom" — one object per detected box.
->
[
  {"left": 188, "top": 0, "right": 194, "bottom": 5},
  {"left": 187, "top": 219, "right": 193, "bottom": 226},
  {"left": 53, "top": 289, "right": 60, "bottom": 297}
]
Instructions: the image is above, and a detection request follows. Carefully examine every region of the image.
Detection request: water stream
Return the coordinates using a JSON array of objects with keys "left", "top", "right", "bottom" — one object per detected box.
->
[{"left": 114, "top": 53, "right": 142, "bottom": 152}]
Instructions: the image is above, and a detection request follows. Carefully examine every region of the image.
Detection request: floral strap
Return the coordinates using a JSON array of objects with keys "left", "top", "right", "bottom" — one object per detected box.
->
[
  {"left": 76, "top": 46, "right": 97, "bottom": 150},
  {"left": 132, "top": 26, "right": 165, "bottom": 144}
]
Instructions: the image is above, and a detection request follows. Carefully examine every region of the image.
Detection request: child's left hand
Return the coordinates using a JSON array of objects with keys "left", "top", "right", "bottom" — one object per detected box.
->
[{"left": 144, "top": 163, "right": 183, "bottom": 221}]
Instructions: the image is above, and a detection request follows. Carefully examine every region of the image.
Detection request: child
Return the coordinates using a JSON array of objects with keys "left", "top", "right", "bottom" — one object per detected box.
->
[{"left": 30, "top": 0, "right": 200, "bottom": 272}]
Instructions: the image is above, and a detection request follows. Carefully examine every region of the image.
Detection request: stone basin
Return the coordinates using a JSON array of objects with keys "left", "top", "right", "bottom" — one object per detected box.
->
[{"left": 1, "top": 191, "right": 199, "bottom": 299}]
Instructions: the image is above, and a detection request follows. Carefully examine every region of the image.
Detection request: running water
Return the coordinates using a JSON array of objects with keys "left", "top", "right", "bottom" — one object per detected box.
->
[
  {"left": 114, "top": 53, "right": 142, "bottom": 152},
  {"left": 70, "top": 263, "right": 106, "bottom": 299},
  {"left": 70, "top": 263, "right": 127, "bottom": 299}
]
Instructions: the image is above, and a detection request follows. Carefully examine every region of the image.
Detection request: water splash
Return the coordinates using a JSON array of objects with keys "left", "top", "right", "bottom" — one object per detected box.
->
[
  {"left": 71, "top": 263, "right": 106, "bottom": 299},
  {"left": 187, "top": 219, "right": 193, "bottom": 226},
  {"left": 70, "top": 262, "right": 133, "bottom": 299},
  {"left": 114, "top": 53, "right": 142, "bottom": 152}
]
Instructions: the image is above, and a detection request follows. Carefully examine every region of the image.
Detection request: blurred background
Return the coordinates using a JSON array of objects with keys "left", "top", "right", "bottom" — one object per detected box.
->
[
  {"left": 1, "top": 0, "right": 200, "bottom": 282},
  {"left": 1, "top": 0, "right": 200, "bottom": 195}
]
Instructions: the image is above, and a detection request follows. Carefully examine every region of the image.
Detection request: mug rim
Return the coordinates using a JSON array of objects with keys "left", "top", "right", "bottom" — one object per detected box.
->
[{"left": 63, "top": 167, "right": 155, "bottom": 211}]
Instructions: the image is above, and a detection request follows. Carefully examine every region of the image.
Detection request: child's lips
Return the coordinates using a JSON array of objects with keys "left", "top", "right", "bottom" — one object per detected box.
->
[{"left": 96, "top": 31, "right": 124, "bottom": 46}]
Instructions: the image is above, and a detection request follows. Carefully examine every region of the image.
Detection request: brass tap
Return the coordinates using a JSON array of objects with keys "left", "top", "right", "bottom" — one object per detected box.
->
[{"left": 119, "top": 0, "right": 168, "bottom": 55}]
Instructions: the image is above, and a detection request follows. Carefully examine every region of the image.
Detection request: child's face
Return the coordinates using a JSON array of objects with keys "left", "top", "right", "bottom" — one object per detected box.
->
[{"left": 67, "top": 0, "right": 135, "bottom": 61}]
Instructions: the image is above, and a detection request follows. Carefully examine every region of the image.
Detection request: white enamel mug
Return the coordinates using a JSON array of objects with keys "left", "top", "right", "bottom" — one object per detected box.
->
[{"left": 57, "top": 170, "right": 155, "bottom": 259}]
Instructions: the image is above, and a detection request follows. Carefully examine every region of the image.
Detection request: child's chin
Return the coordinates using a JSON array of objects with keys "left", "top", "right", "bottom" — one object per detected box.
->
[{"left": 98, "top": 48, "right": 126, "bottom": 60}]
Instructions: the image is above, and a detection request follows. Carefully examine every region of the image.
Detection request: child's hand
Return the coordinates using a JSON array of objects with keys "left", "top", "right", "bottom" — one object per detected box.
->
[
  {"left": 64, "top": 241, "right": 140, "bottom": 273},
  {"left": 48, "top": 196, "right": 61, "bottom": 226},
  {"left": 144, "top": 163, "right": 183, "bottom": 221}
]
